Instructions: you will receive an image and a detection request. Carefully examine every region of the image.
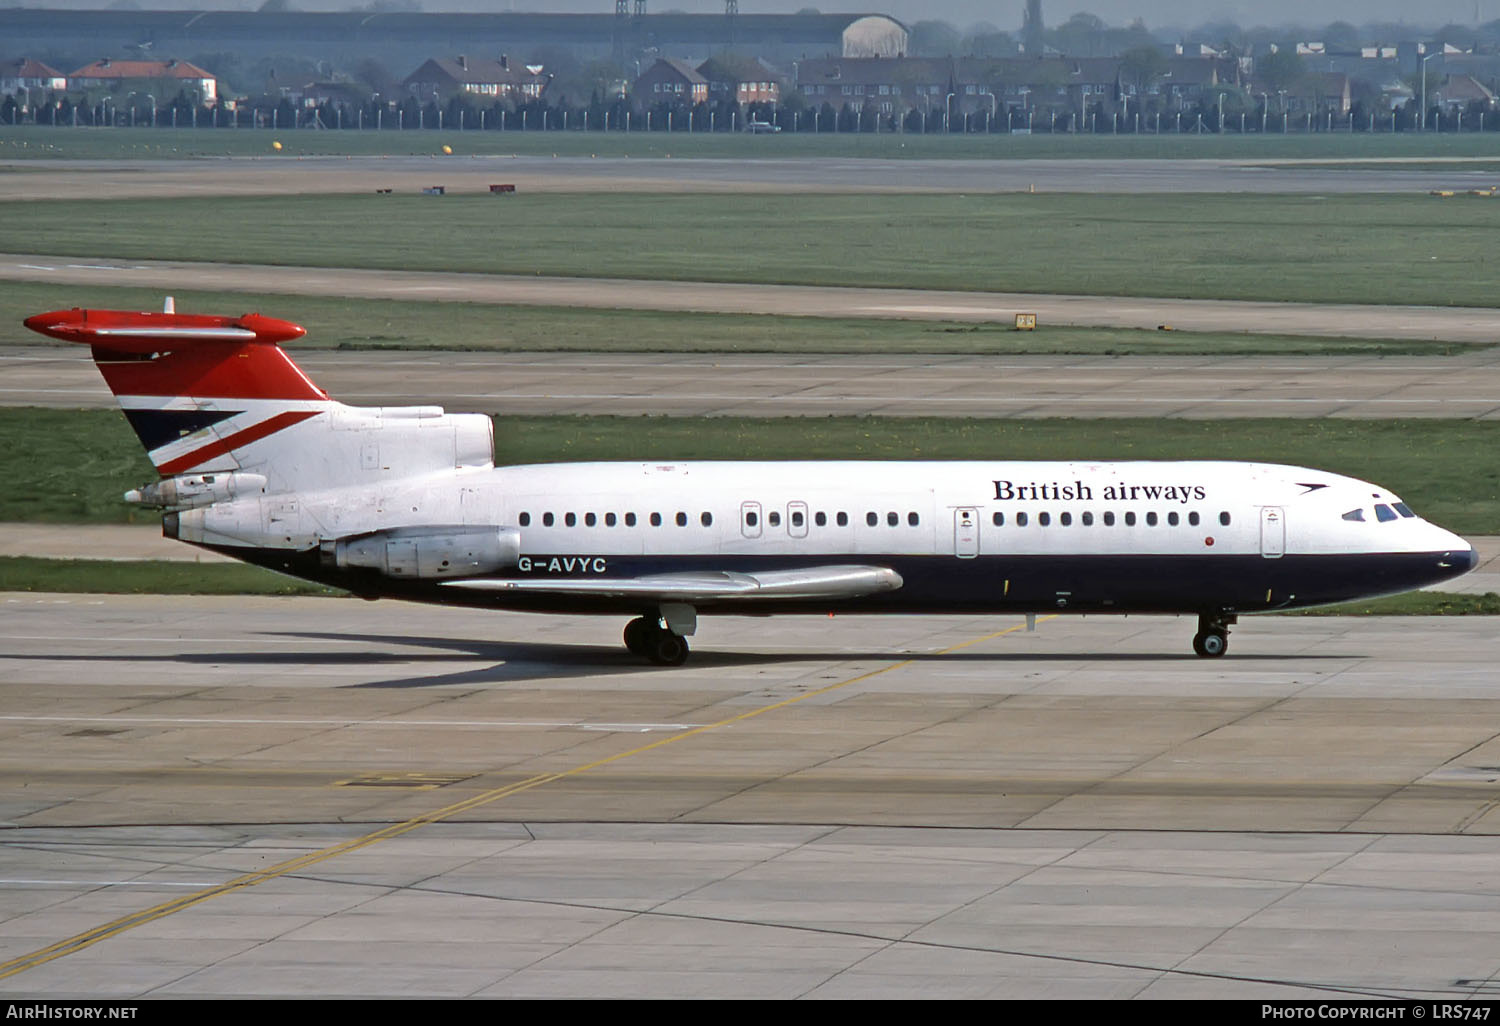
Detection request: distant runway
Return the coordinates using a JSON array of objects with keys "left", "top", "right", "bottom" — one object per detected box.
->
[
  {"left": 8, "top": 344, "right": 1500, "bottom": 419},
  {"left": 3, "top": 596, "right": 1500, "bottom": 997},
  {"left": 2, "top": 154, "right": 1498, "bottom": 200},
  {"left": 7, "top": 253, "right": 1500, "bottom": 343}
]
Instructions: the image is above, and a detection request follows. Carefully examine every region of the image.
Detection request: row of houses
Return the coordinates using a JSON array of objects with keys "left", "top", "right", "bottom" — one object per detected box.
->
[
  {"left": 3, "top": 57, "right": 218, "bottom": 104},
  {"left": 639, "top": 54, "right": 1494, "bottom": 118},
  {"left": 6, "top": 50, "right": 1496, "bottom": 122}
]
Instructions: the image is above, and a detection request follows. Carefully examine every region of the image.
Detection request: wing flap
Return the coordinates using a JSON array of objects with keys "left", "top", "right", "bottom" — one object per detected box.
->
[{"left": 442, "top": 564, "right": 902, "bottom": 602}]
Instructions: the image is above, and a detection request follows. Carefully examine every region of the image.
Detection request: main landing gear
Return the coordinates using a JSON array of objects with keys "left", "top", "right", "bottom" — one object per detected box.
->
[
  {"left": 1192, "top": 613, "right": 1236, "bottom": 658},
  {"left": 623, "top": 608, "right": 694, "bottom": 666}
]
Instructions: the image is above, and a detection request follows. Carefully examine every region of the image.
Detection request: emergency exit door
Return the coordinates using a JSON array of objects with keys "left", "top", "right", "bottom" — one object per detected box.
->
[{"left": 954, "top": 507, "right": 980, "bottom": 559}]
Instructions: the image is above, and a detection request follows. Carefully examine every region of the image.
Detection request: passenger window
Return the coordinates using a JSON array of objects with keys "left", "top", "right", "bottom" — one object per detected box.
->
[
  {"left": 1342, "top": 509, "right": 1366, "bottom": 522},
  {"left": 1146, "top": 512, "right": 1158, "bottom": 526},
  {"left": 606, "top": 513, "right": 617, "bottom": 527},
  {"left": 675, "top": 512, "right": 687, "bottom": 527},
  {"left": 625, "top": 512, "right": 637, "bottom": 527},
  {"left": 1125, "top": 512, "right": 1137, "bottom": 526},
  {"left": 1059, "top": 512, "right": 1071, "bottom": 526},
  {"left": 815, "top": 512, "right": 827, "bottom": 527},
  {"left": 1188, "top": 512, "right": 1200, "bottom": 526},
  {"left": 1016, "top": 512, "right": 1028, "bottom": 527},
  {"left": 1393, "top": 503, "right": 1416, "bottom": 518},
  {"left": 543, "top": 512, "right": 555, "bottom": 527},
  {"left": 837, "top": 512, "right": 849, "bottom": 527},
  {"left": 565, "top": 512, "right": 577, "bottom": 527},
  {"left": 769, "top": 511, "right": 781, "bottom": 527},
  {"left": 1038, "top": 512, "right": 1050, "bottom": 526},
  {"left": 519, "top": 512, "right": 530, "bottom": 527},
  {"left": 585, "top": 513, "right": 597, "bottom": 527},
  {"left": 650, "top": 512, "right": 662, "bottom": 527},
  {"left": 1219, "top": 512, "right": 1232, "bottom": 526},
  {"left": 1103, "top": 511, "right": 1115, "bottom": 526},
  {"left": 792, "top": 510, "right": 804, "bottom": 528},
  {"left": 1375, "top": 504, "right": 1398, "bottom": 523},
  {"left": 746, "top": 511, "right": 758, "bottom": 527},
  {"left": 887, "top": 511, "right": 898, "bottom": 527},
  {"left": 992, "top": 511, "right": 1004, "bottom": 527},
  {"left": 701, "top": 512, "right": 713, "bottom": 527},
  {"left": 1168, "top": 512, "right": 1179, "bottom": 526},
  {"left": 908, "top": 512, "right": 919, "bottom": 526},
  {"left": 866, "top": 512, "right": 877, "bottom": 527},
  {"left": 1081, "top": 512, "right": 1093, "bottom": 526}
]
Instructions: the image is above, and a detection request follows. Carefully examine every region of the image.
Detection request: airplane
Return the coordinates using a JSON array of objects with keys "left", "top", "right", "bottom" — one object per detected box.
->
[{"left": 24, "top": 301, "right": 1478, "bottom": 665}]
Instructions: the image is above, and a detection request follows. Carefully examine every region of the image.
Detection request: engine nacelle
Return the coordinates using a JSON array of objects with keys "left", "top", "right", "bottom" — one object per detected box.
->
[
  {"left": 321, "top": 525, "right": 521, "bottom": 579},
  {"left": 125, "top": 472, "right": 268, "bottom": 510}
]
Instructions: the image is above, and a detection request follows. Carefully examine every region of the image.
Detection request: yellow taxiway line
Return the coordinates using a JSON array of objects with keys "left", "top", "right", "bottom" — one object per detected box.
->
[{"left": 0, "top": 617, "right": 1050, "bottom": 981}]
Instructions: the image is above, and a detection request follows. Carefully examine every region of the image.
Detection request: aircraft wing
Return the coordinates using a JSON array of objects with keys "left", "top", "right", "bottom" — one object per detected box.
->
[{"left": 442, "top": 564, "right": 902, "bottom": 602}]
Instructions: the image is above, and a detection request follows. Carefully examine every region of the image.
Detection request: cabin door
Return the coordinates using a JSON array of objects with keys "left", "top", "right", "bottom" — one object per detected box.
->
[
  {"left": 740, "top": 501, "right": 763, "bottom": 539},
  {"left": 954, "top": 507, "right": 980, "bottom": 559},
  {"left": 1260, "top": 506, "right": 1285, "bottom": 559}
]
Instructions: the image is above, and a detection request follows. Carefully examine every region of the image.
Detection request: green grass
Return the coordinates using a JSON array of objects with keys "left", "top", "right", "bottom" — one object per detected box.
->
[
  {"left": 0, "top": 556, "right": 340, "bottom": 595},
  {"left": 4, "top": 192, "right": 1498, "bottom": 308},
  {"left": 7, "top": 409, "right": 1498, "bottom": 534},
  {"left": 1291, "top": 592, "right": 1500, "bottom": 615},
  {"left": 3, "top": 124, "right": 1500, "bottom": 161},
  {"left": 1, "top": 281, "right": 1468, "bottom": 356}
]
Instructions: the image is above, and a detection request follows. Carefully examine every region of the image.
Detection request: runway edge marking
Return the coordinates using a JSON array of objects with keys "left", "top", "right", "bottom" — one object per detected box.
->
[{"left": 0, "top": 617, "right": 1051, "bottom": 982}]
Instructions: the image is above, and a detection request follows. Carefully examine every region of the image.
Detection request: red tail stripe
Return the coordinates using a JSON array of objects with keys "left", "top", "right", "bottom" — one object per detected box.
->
[
  {"left": 95, "top": 343, "right": 327, "bottom": 401},
  {"left": 157, "top": 411, "right": 320, "bottom": 476}
]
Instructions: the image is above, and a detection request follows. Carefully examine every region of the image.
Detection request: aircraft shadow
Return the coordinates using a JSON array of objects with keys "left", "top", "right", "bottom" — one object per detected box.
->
[{"left": 12, "top": 632, "right": 1357, "bottom": 689}]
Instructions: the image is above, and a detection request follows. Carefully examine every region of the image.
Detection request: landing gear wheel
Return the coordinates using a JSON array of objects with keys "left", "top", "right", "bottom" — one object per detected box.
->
[
  {"left": 1193, "top": 613, "right": 1234, "bottom": 658},
  {"left": 648, "top": 630, "right": 689, "bottom": 667},
  {"left": 1193, "top": 630, "right": 1228, "bottom": 658},
  {"left": 623, "top": 617, "right": 652, "bottom": 656}
]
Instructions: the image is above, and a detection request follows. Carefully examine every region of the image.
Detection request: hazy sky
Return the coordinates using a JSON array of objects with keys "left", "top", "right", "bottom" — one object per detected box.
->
[{"left": 9, "top": 0, "right": 1491, "bottom": 33}]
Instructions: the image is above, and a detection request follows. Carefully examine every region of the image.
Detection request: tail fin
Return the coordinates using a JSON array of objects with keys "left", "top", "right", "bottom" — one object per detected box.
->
[
  {"left": 25, "top": 303, "right": 494, "bottom": 524},
  {"left": 24, "top": 304, "right": 327, "bottom": 477}
]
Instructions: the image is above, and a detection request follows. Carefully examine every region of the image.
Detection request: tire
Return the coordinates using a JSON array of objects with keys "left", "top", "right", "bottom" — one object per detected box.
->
[
  {"left": 649, "top": 632, "right": 689, "bottom": 667},
  {"left": 1193, "top": 630, "right": 1228, "bottom": 658},
  {"left": 623, "top": 617, "right": 651, "bottom": 656}
]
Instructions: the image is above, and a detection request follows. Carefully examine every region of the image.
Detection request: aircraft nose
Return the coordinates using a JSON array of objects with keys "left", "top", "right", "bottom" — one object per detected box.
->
[{"left": 1436, "top": 543, "right": 1478, "bottom": 577}]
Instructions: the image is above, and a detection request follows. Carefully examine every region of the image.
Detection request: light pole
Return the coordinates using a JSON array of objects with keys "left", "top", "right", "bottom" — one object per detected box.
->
[
  {"left": 1420, "top": 51, "right": 1439, "bottom": 132},
  {"left": 979, "top": 90, "right": 995, "bottom": 133},
  {"left": 944, "top": 91, "right": 954, "bottom": 133}
]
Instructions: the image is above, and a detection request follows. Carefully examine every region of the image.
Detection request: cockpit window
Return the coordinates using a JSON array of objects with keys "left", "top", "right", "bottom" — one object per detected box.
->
[
  {"left": 1392, "top": 503, "right": 1416, "bottom": 518},
  {"left": 1341, "top": 509, "right": 1365, "bottom": 522},
  {"left": 1374, "top": 504, "right": 1398, "bottom": 523}
]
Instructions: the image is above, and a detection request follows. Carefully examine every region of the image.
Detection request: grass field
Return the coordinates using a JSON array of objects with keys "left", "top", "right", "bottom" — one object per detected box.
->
[
  {"left": 0, "top": 556, "right": 339, "bottom": 595},
  {"left": 8, "top": 408, "right": 1498, "bottom": 533},
  {"left": 4, "top": 125, "right": 1500, "bottom": 162},
  {"left": 1, "top": 281, "right": 1465, "bottom": 356},
  {"left": 4, "top": 191, "right": 1498, "bottom": 308}
]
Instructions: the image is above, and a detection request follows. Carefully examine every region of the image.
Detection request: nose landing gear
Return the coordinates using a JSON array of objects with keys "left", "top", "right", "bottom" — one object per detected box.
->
[{"left": 1192, "top": 612, "right": 1236, "bottom": 658}]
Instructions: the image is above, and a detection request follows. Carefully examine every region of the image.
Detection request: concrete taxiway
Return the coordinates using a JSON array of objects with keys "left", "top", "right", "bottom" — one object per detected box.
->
[
  {"left": 3, "top": 596, "right": 1500, "bottom": 998},
  {"left": 9, "top": 345, "right": 1500, "bottom": 418},
  {"left": 3, "top": 154, "right": 1499, "bottom": 201},
  {"left": 7, "top": 253, "right": 1500, "bottom": 344}
]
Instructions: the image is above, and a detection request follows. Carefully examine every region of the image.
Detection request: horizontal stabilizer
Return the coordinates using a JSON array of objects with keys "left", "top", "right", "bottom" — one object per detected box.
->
[
  {"left": 23, "top": 308, "right": 305, "bottom": 352},
  {"left": 443, "top": 564, "right": 903, "bottom": 602}
]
